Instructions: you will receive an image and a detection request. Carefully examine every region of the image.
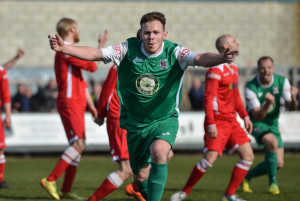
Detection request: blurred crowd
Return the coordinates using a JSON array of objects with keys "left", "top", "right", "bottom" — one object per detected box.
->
[{"left": 9, "top": 68, "right": 300, "bottom": 113}]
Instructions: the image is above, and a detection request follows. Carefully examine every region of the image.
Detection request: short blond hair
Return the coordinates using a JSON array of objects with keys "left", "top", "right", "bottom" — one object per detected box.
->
[{"left": 56, "top": 18, "right": 77, "bottom": 38}]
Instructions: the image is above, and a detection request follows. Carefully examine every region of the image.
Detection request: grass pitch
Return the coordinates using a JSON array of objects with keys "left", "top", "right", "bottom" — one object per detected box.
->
[{"left": 0, "top": 152, "right": 299, "bottom": 201}]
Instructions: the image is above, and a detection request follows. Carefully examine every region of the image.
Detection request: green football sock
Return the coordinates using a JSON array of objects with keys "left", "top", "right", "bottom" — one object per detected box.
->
[
  {"left": 245, "top": 161, "right": 268, "bottom": 181},
  {"left": 148, "top": 162, "right": 168, "bottom": 201},
  {"left": 266, "top": 150, "right": 278, "bottom": 185},
  {"left": 135, "top": 178, "right": 148, "bottom": 200}
]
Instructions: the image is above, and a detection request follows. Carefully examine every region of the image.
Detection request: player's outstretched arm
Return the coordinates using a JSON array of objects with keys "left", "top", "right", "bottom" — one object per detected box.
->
[
  {"left": 2, "top": 48, "right": 25, "bottom": 70},
  {"left": 48, "top": 34, "right": 103, "bottom": 61},
  {"left": 194, "top": 48, "right": 238, "bottom": 67}
]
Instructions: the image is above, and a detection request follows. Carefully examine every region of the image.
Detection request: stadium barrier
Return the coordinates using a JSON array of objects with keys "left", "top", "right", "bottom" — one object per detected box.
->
[{"left": 4, "top": 112, "right": 300, "bottom": 153}]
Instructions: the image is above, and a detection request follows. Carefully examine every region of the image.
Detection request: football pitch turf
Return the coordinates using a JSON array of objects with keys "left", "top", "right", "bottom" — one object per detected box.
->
[{"left": 0, "top": 152, "right": 299, "bottom": 201}]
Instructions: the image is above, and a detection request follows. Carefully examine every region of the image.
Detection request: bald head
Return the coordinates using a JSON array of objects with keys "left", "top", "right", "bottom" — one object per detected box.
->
[{"left": 215, "top": 34, "right": 239, "bottom": 53}]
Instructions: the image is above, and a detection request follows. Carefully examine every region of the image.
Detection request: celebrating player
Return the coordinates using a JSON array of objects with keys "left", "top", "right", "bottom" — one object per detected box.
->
[
  {"left": 40, "top": 18, "right": 107, "bottom": 200},
  {"left": 0, "top": 49, "right": 25, "bottom": 189},
  {"left": 242, "top": 56, "right": 298, "bottom": 195},
  {"left": 48, "top": 12, "right": 238, "bottom": 201},
  {"left": 170, "top": 34, "right": 254, "bottom": 201}
]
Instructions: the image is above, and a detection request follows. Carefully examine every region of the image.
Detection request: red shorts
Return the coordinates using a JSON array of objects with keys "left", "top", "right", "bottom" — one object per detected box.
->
[
  {"left": 204, "top": 119, "right": 250, "bottom": 156},
  {"left": 0, "top": 119, "right": 6, "bottom": 149},
  {"left": 106, "top": 120, "right": 129, "bottom": 162},
  {"left": 58, "top": 106, "right": 85, "bottom": 144}
]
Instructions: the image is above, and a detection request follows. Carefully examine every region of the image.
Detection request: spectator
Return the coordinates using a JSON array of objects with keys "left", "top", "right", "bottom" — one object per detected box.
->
[
  {"left": 188, "top": 77, "right": 204, "bottom": 111},
  {"left": 31, "top": 79, "right": 58, "bottom": 112},
  {"left": 21, "top": 86, "right": 33, "bottom": 112},
  {"left": 12, "top": 83, "right": 26, "bottom": 113}
]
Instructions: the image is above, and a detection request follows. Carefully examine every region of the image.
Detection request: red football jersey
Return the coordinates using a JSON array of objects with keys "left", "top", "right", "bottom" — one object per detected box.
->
[
  {"left": 0, "top": 66, "right": 11, "bottom": 108},
  {"left": 204, "top": 63, "right": 248, "bottom": 126},
  {"left": 97, "top": 64, "right": 120, "bottom": 122},
  {"left": 54, "top": 52, "right": 97, "bottom": 108}
]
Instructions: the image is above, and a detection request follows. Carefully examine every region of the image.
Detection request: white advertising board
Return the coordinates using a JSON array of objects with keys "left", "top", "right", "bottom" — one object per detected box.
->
[{"left": 4, "top": 112, "right": 300, "bottom": 152}]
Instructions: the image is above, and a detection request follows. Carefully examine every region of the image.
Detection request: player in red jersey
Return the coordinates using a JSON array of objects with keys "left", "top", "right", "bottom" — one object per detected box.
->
[
  {"left": 170, "top": 35, "right": 254, "bottom": 201},
  {"left": 40, "top": 18, "right": 107, "bottom": 200},
  {"left": 0, "top": 49, "right": 25, "bottom": 189},
  {"left": 87, "top": 64, "right": 145, "bottom": 201}
]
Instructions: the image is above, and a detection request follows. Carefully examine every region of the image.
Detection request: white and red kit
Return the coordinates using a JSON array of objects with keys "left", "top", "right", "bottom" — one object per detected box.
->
[
  {"left": 54, "top": 52, "right": 97, "bottom": 143},
  {"left": 97, "top": 64, "right": 129, "bottom": 162},
  {"left": 0, "top": 66, "right": 10, "bottom": 149},
  {"left": 204, "top": 63, "right": 250, "bottom": 155}
]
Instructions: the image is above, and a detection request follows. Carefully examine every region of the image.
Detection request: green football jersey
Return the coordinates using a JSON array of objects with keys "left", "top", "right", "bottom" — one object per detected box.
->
[
  {"left": 116, "top": 38, "right": 193, "bottom": 130},
  {"left": 245, "top": 74, "right": 286, "bottom": 126}
]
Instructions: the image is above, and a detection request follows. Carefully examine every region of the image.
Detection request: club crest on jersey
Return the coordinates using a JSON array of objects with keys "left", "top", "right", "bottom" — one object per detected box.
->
[
  {"left": 258, "top": 92, "right": 263, "bottom": 97},
  {"left": 273, "top": 87, "right": 279, "bottom": 94},
  {"left": 136, "top": 74, "right": 159, "bottom": 96},
  {"left": 160, "top": 59, "right": 168, "bottom": 69},
  {"left": 114, "top": 45, "right": 121, "bottom": 55}
]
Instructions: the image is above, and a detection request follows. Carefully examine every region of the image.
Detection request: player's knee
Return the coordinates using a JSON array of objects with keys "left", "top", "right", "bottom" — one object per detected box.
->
[
  {"left": 247, "top": 151, "right": 255, "bottom": 162},
  {"left": 71, "top": 141, "right": 85, "bottom": 153},
  {"left": 167, "top": 150, "right": 174, "bottom": 162},
  {"left": 123, "top": 166, "right": 134, "bottom": 179},
  {"left": 151, "top": 150, "right": 168, "bottom": 163},
  {"left": 135, "top": 172, "right": 148, "bottom": 183}
]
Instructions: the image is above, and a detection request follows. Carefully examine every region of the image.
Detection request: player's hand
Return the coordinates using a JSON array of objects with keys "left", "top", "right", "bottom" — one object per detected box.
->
[
  {"left": 207, "top": 125, "right": 218, "bottom": 139},
  {"left": 265, "top": 92, "right": 275, "bottom": 105},
  {"left": 4, "top": 116, "right": 11, "bottom": 128},
  {"left": 48, "top": 34, "right": 64, "bottom": 52},
  {"left": 16, "top": 48, "right": 25, "bottom": 59},
  {"left": 98, "top": 30, "right": 108, "bottom": 49},
  {"left": 291, "top": 86, "right": 298, "bottom": 100},
  {"left": 89, "top": 106, "right": 98, "bottom": 119},
  {"left": 244, "top": 117, "right": 253, "bottom": 134},
  {"left": 224, "top": 47, "right": 238, "bottom": 63},
  {"left": 94, "top": 117, "right": 104, "bottom": 126}
]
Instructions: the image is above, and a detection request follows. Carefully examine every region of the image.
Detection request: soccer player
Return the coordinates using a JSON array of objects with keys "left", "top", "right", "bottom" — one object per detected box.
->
[
  {"left": 88, "top": 64, "right": 145, "bottom": 201},
  {"left": 40, "top": 18, "right": 107, "bottom": 200},
  {"left": 48, "top": 12, "right": 238, "bottom": 201},
  {"left": 242, "top": 56, "right": 298, "bottom": 195},
  {"left": 170, "top": 34, "right": 254, "bottom": 201},
  {"left": 0, "top": 49, "right": 25, "bottom": 189}
]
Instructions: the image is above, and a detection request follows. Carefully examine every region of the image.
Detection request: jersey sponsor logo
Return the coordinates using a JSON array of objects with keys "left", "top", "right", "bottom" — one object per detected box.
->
[
  {"left": 207, "top": 73, "right": 221, "bottom": 80},
  {"left": 114, "top": 45, "right": 121, "bottom": 55},
  {"left": 133, "top": 56, "right": 143, "bottom": 63},
  {"left": 161, "top": 132, "right": 170, "bottom": 136},
  {"left": 160, "top": 59, "right": 168, "bottom": 69},
  {"left": 273, "top": 87, "right": 279, "bottom": 94},
  {"left": 179, "top": 48, "right": 190, "bottom": 59},
  {"left": 258, "top": 92, "right": 263, "bottom": 97},
  {"left": 136, "top": 74, "right": 159, "bottom": 96}
]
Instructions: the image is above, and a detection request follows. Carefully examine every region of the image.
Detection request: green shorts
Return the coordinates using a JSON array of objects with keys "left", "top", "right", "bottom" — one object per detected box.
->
[
  {"left": 126, "top": 117, "right": 178, "bottom": 174},
  {"left": 252, "top": 122, "right": 284, "bottom": 148}
]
